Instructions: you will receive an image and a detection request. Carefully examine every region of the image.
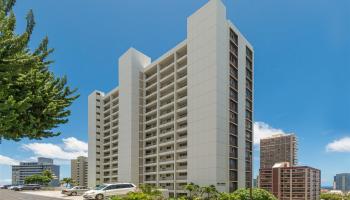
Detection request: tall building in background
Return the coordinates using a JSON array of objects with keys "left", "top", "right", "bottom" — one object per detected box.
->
[
  {"left": 12, "top": 157, "right": 60, "bottom": 186},
  {"left": 260, "top": 134, "right": 297, "bottom": 169},
  {"left": 71, "top": 156, "right": 88, "bottom": 186},
  {"left": 88, "top": 0, "right": 254, "bottom": 196},
  {"left": 334, "top": 173, "right": 350, "bottom": 193},
  {"left": 260, "top": 162, "right": 321, "bottom": 200}
]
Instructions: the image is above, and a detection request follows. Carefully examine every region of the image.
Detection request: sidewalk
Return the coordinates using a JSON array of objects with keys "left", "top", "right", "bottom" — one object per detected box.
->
[{"left": 21, "top": 190, "right": 84, "bottom": 200}]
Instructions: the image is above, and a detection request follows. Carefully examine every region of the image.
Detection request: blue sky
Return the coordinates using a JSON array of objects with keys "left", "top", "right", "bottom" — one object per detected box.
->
[{"left": 0, "top": 0, "right": 350, "bottom": 187}]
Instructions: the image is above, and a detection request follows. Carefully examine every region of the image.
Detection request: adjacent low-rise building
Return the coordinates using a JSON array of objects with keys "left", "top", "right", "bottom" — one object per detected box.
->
[
  {"left": 12, "top": 157, "right": 60, "bottom": 186},
  {"left": 260, "top": 162, "right": 321, "bottom": 200},
  {"left": 71, "top": 156, "right": 88, "bottom": 186}
]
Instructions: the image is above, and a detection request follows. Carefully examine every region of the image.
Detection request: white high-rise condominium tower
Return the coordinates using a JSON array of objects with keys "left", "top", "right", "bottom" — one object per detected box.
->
[{"left": 88, "top": 0, "right": 254, "bottom": 197}]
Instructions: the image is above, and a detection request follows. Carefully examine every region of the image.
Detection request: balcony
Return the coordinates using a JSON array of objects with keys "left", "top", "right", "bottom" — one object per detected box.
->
[
  {"left": 159, "top": 164, "right": 174, "bottom": 172},
  {"left": 145, "top": 175, "right": 156, "bottom": 182},
  {"left": 159, "top": 174, "right": 174, "bottom": 181},
  {"left": 160, "top": 127, "right": 174, "bottom": 136},
  {"left": 145, "top": 166, "right": 157, "bottom": 173},
  {"left": 159, "top": 183, "right": 174, "bottom": 191},
  {"left": 159, "top": 154, "right": 174, "bottom": 163},
  {"left": 160, "top": 135, "right": 174, "bottom": 145},
  {"left": 145, "top": 148, "right": 157, "bottom": 155},
  {"left": 159, "top": 144, "right": 174, "bottom": 154},
  {"left": 176, "top": 172, "right": 187, "bottom": 181},
  {"left": 177, "top": 142, "right": 187, "bottom": 151},
  {"left": 177, "top": 152, "right": 187, "bottom": 161},
  {"left": 160, "top": 117, "right": 174, "bottom": 126}
]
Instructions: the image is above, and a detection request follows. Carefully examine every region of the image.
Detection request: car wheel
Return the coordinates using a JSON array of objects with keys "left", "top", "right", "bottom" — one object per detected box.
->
[
  {"left": 72, "top": 192, "right": 77, "bottom": 196},
  {"left": 95, "top": 194, "right": 104, "bottom": 200}
]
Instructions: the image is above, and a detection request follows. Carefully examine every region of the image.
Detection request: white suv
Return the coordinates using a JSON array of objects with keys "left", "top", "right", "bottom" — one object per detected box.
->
[{"left": 83, "top": 183, "right": 136, "bottom": 200}]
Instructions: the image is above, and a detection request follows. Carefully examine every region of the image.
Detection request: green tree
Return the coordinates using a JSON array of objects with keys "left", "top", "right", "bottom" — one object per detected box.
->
[
  {"left": 231, "top": 188, "right": 277, "bottom": 200},
  {"left": 42, "top": 170, "right": 53, "bottom": 180},
  {"left": 24, "top": 174, "right": 51, "bottom": 185},
  {"left": 137, "top": 184, "right": 162, "bottom": 198},
  {"left": 320, "top": 193, "right": 344, "bottom": 200},
  {"left": 0, "top": 0, "right": 79, "bottom": 142}
]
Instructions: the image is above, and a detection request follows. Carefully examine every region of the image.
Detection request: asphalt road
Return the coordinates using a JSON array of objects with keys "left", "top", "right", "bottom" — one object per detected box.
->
[{"left": 0, "top": 189, "right": 65, "bottom": 200}]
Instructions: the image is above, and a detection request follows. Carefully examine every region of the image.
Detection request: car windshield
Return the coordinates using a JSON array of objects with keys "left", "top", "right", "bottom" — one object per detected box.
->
[{"left": 95, "top": 184, "right": 108, "bottom": 190}]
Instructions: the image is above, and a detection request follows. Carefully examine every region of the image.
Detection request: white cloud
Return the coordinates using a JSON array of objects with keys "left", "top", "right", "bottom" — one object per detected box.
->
[
  {"left": 0, "top": 155, "right": 19, "bottom": 165},
  {"left": 326, "top": 137, "right": 350, "bottom": 153},
  {"left": 253, "top": 122, "right": 293, "bottom": 145},
  {"left": 22, "top": 137, "right": 87, "bottom": 160},
  {"left": 63, "top": 137, "right": 88, "bottom": 152}
]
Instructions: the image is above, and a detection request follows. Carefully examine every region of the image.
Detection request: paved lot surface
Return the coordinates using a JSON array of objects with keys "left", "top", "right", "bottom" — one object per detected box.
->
[{"left": 0, "top": 189, "right": 84, "bottom": 200}]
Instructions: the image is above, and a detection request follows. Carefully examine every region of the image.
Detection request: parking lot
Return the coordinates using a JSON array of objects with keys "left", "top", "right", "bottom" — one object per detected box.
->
[{"left": 0, "top": 190, "right": 84, "bottom": 200}]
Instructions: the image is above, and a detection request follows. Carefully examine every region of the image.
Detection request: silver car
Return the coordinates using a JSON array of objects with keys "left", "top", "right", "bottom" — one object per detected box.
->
[{"left": 62, "top": 186, "right": 89, "bottom": 196}]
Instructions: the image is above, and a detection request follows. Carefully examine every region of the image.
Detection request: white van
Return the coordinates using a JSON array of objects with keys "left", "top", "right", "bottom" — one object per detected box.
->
[{"left": 83, "top": 183, "right": 136, "bottom": 200}]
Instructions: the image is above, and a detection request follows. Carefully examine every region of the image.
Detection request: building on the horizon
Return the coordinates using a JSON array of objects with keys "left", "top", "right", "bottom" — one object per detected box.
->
[
  {"left": 12, "top": 157, "right": 60, "bottom": 186},
  {"left": 88, "top": 0, "right": 254, "bottom": 197},
  {"left": 259, "top": 162, "right": 321, "bottom": 200},
  {"left": 71, "top": 156, "right": 88, "bottom": 186},
  {"left": 334, "top": 173, "right": 350, "bottom": 193},
  {"left": 260, "top": 134, "right": 298, "bottom": 169}
]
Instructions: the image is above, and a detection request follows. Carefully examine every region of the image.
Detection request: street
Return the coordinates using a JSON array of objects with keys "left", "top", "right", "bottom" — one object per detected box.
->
[{"left": 0, "top": 190, "right": 84, "bottom": 200}]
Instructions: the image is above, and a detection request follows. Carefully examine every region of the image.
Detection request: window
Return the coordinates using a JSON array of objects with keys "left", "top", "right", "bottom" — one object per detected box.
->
[
  {"left": 246, "top": 110, "right": 252, "bottom": 120},
  {"left": 230, "top": 159, "right": 237, "bottom": 170},
  {"left": 230, "top": 42, "right": 238, "bottom": 55},
  {"left": 246, "top": 47, "right": 253, "bottom": 60},
  {"left": 246, "top": 100, "right": 252, "bottom": 110},
  {"left": 246, "top": 69, "right": 252, "bottom": 80},
  {"left": 246, "top": 79, "right": 252, "bottom": 90},
  {"left": 230, "top": 78, "right": 238, "bottom": 89},
  {"left": 230, "top": 112, "right": 238, "bottom": 124},
  {"left": 230, "top": 29, "right": 238, "bottom": 45},
  {"left": 230, "top": 53, "right": 238, "bottom": 67},
  {"left": 230, "top": 100, "right": 238, "bottom": 112},
  {"left": 230, "top": 123, "right": 238, "bottom": 135},
  {"left": 246, "top": 89, "right": 252, "bottom": 100},
  {"left": 230, "top": 65, "right": 238, "bottom": 78},
  {"left": 230, "top": 135, "right": 238, "bottom": 146},
  {"left": 246, "top": 58, "right": 252, "bottom": 70},
  {"left": 230, "top": 89, "right": 238, "bottom": 101}
]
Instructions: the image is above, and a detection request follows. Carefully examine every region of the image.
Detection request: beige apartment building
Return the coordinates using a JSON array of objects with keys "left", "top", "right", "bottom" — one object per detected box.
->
[
  {"left": 260, "top": 134, "right": 298, "bottom": 169},
  {"left": 71, "top": 156, "right": 88, "bottom": 186},
  {"left": 260, "top": 162, "right": 321, "bottom": 200},
  {"left": 88, "top": 0, "right": 254, "bottom": 197}
]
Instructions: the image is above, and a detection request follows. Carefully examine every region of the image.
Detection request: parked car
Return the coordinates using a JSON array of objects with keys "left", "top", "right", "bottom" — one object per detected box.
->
[
  {"left": 83, "top": 183, "right": 137, "bottom": 200},
  {"left": 14, "top": 184, "right": 41, "bottom": 191},
  {"left": 62, "top": 186, "right": 89, "bottom": 196},
  {"left": 0, "top": 185, "right": 11, "bottom": 189},
  {"left": 8, "top": 185, "right": 19, "bottom": 190}
]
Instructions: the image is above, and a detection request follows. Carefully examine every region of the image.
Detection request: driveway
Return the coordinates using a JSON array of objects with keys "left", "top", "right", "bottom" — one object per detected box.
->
[{"left": 0, "top": 189, "right": 84, "bottom": 200}]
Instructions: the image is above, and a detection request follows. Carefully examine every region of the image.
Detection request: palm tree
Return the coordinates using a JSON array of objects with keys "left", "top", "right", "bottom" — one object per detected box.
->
[
  {"left": 61, "top": 178, "right": 73, "bottom": 188},
  {"left": 201, "top": 185, "right": 218, "bottom": 200},
  {"left": 184, "top": 182, "right": 200, "bottom": 200}
]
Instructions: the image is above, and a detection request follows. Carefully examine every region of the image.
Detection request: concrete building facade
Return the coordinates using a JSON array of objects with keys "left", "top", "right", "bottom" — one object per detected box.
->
[
  {"left": 334, "top": 173, "right": 350, "bottom": 193},
  {"left": 260, "top": 162, "right": 321, "bottom": 200},
  {"left": 260, "top": 134, "right": 298, "bottom": 169},
  {"left": 71, "top": 156, "right": 88, "bottom": 186},
  {"left": 88, "top": 0, "right": 254, "bottom": 196},
  {"left": 12, "top": 157, "right": 60, "bottom": 186}
]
